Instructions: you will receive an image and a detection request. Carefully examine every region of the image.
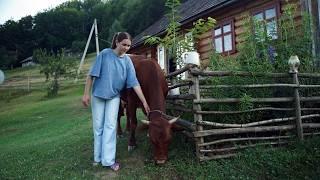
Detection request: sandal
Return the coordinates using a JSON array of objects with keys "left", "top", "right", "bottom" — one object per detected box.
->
[{"left": 110, "top": 162, "right": 120, "bottom": 171}]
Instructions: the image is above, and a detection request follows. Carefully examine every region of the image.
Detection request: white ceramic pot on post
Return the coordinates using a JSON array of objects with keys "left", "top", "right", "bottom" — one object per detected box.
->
[
  {"left": 182, "top": 51, "right": 200, "bottom": 66},
  {"left": 169, "top": 51, "right": 200, "bottom": 96}
]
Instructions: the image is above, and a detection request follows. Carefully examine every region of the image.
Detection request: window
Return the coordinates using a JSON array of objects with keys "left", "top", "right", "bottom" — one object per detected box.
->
[
  {"left": 157, "top": 45, "right": 165, "bottom": 70},
  {"left": 213, "top": 20, "right": 235, "bottom": 54},
  {"left": 252, "top": 4, "right": 280, "bottom": 40}
]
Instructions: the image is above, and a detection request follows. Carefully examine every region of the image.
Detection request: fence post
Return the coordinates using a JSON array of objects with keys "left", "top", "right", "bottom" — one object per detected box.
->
[
  {"left": 288, "top": 55, "right": 303, "bottom": 140},
  {"left": 27, "top": 72, "right": 30, "bottom": 92},
  {"left": 190, "top": 67, "right": 205, "bottom": 160}
]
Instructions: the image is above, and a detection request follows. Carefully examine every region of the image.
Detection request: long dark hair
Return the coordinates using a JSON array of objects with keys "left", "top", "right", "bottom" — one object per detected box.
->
[{"left": 111, "top": 32, "right": 132, "bottom": 49}]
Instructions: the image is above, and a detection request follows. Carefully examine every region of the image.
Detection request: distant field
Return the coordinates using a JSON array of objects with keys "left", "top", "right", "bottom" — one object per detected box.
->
[{"left": 0, "top": 52, "right": 96, "bottom": 90}]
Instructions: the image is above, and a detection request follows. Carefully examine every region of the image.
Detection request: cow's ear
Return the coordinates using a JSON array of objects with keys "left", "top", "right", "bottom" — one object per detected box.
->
[{"left": 141, "top": 120, "right": 150, "bottom": 125}]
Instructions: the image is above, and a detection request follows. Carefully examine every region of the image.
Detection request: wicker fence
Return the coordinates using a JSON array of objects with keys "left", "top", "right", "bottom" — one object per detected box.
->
[{"left": 166, "top": 64, "right": 320, "bottom": 161}]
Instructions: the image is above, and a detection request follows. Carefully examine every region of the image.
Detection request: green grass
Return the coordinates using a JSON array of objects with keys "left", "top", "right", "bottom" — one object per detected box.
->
[
  {"left": 1, "top": 62, "right": 320, "bottom": 179},
  {"left": 1, "top": 86, "right": 320, "bottom": 179}
]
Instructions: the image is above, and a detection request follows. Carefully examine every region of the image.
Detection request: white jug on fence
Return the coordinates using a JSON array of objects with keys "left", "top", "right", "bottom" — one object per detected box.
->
[{"left": 182, "top": 51, "right": 200, "bottom": 66}]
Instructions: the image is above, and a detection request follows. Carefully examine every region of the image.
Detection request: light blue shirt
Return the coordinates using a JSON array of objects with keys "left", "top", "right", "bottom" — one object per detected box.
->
[{"left": 89, "top": 48, "right": 139, "bottom": 99}]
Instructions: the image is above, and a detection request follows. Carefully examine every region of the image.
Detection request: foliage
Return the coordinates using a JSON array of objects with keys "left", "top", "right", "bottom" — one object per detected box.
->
[
  {"left": 108, "top": 19, "right": 125, "bottom": 43},
  {"left": 209, "top": 3, "right": 316, "bottom": 74},
  {"left": 0, "top": 46, "right": 15, "bottom": 69},
  {"left": 210, "top": 52, "right": 241, "bottom": 71},
  {"left": 205, "top": 2, "right": 318, "bottom": 124},
  {"left": 239, "top": 93, "right": 254, "bottom": 111},
  {"left": 235, "top": 3, "right": 315, "bottom": 73},
  {"left": 0, "top": 18, "right": 35, "bottom": 68},
  {"left": 33, "top": 49, "right": 76, "bottom": 97},
  {"left": 118, "top": 0, "right": 166, "bottom": 36},
  {"left": 0, "top": 0, "right": 167, "bottom": 69},
  {"left": 71, "top": 40, "right": 86, "bottom": 54},
  {"left": 144, "top": 0, "right": 216, "bottom": 67}
]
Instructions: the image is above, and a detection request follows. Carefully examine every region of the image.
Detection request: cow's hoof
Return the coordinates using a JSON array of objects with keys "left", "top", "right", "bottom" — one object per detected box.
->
[{"left": 128, "top": 145, "right": 136, "bottom": 151}]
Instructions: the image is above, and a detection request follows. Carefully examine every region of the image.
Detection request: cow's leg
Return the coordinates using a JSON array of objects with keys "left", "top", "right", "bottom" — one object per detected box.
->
[
  {"left": 125, "top": 108, "right": 130, "bottom": 132},
  {"left": 117, "top": 103, "right": 124, "bottom": 137},
  {"left": 127, "top": 104, "right": 137, "bottom": 151}
]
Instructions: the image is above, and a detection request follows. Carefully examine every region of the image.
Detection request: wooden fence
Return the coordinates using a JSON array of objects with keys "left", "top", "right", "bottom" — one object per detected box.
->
[{"left": 166, "top": 64, "right": 320, "bottom": 161}]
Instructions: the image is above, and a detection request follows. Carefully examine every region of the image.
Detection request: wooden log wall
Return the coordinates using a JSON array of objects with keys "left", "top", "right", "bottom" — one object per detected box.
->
[{"left": 196, "top": 0, "right": 302, "bottom": 69}]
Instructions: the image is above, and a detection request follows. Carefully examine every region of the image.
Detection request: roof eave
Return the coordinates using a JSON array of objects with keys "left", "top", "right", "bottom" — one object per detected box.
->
[
  {"left": 180, "top": 0, "right": 240, "bottom": 25},
  {"left": 131, "top": 0, "right": 241, "bottom": 49}
]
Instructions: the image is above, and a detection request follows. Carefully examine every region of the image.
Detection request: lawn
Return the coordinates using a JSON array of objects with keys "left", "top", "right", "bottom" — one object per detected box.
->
[
  {"left": 1, "top": 62, "right": 320, "bottom": 179},
  {"left": 1, "top": 85, "right": 320, "bottom": 179}
]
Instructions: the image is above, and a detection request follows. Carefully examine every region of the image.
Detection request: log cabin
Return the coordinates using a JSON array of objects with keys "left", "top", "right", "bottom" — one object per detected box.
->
[{"left": 128, "top": 0, "right": 320, "bottom": 73}]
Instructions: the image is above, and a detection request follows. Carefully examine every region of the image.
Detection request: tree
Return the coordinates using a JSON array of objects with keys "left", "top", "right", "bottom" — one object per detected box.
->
[
  {"left": 16, "top": 16, "right": 36, "bottom": 61},
  {"left": 0, "top": 20, "right": 22, "bottom": 68},
  {"left": 119, "top": 0, "right": 166, "bottom": 37},
  {"left": 0, "top": 46, "right": 15, "bottom": 69},
  {"left": 108, "top": 19, "right": 125, "bottom": 42},
  {"left": 33, "top": 8, "right": 85, "bottom": 52},
  {"left": 33, "top": 49, "right": 77, "bottom": 97},
  {"left": 0, "top": 0, "right": 170, "bottom": 69}
]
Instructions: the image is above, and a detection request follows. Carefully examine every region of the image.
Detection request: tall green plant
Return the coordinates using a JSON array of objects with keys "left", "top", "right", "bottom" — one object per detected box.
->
[
  {"left": 205, "top": 2, "right": 318, "bottom": 124},
  {"left": 275, "top": 3, "right": 314, "bottom": 72},
  {"left": 144, "top": 0, "right": 215, "bottom": 67},
  {"left": 235, "top": 2, "right": 315, "bottom": 73},
  {"left": 236, "top": 15, "right": 275, "bottom": 73}
]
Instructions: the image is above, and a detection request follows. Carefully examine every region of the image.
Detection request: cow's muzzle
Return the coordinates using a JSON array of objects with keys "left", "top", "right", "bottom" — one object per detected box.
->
[{"left": 155, "top": 159, "right": 166, "bottom": 165}]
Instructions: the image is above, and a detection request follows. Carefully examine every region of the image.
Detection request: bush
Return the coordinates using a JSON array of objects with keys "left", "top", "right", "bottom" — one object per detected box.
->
[{"left": 204, "top": 2, "right": 319, "bottom": 124}]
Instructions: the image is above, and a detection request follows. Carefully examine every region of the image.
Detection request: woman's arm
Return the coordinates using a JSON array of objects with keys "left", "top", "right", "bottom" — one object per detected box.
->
[
  {"left": 82, "top": 75, "right": 93, "bottom": 107},
  {"left": 133, "top": 86, "right": 150, "bottom": 114}
]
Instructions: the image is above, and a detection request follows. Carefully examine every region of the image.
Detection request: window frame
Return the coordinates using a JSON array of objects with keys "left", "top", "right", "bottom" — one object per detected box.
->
[
  {"left": 212, "top": 19, "right": 236, "bottom": 55},
  {"left": 251, "top": 1, "right": 281, "bottom": 41},
  {"left": 157, "top": 44, "right": 166, "bottom": 71}
]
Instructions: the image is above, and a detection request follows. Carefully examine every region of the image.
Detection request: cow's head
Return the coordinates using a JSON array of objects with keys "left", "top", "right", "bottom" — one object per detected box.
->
[{"left": 141, "top": 112, "right": 178, "bottom": 164}]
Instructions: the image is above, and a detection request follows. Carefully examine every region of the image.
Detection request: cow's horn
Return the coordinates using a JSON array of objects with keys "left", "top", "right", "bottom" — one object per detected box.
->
[
  {"left": 141, "top": 119, "right": 150, "bottom": 125},
  {"left": 169, "top": 116, "right": 179, "bottom": 124}
]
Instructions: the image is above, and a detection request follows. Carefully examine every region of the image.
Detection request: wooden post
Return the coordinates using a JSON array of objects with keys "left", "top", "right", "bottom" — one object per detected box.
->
[
  {"left": 191, "top": 68, "right": 205, "bottom": 160},
  {"left": 94, "top": 19, "right": 100, "bottom": 55},
  {"left": 289, "top": 55, "right": 303, "bottom": 140},
  {"left": 75, "top": 19, "right": 96, "bottom": 82},
  {"left": 292, "top": 71, "right": 304, "bottom": 140}
]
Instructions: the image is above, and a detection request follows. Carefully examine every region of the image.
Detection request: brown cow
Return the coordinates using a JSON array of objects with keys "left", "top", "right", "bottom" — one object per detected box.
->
[{"left": 122, "top": 55, "right": 178, "bottom": 164}]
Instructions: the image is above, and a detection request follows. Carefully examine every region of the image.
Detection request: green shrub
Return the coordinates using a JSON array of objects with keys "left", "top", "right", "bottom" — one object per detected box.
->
[{"left": 205, "top": 2, "right": 318, "bottom": 124}]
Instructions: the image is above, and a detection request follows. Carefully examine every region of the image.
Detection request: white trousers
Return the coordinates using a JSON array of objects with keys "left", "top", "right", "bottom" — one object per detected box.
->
[{"left": 91, "top": 95, "right": 120, "bottom": 166}]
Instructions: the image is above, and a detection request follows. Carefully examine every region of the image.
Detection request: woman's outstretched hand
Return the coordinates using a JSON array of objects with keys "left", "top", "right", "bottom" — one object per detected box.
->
[
  {"left": 82, "top": 94, "right": 90, "bottom": 107},
  {"left": 143, "top": 102, "right": 150, "bottom": 115}
]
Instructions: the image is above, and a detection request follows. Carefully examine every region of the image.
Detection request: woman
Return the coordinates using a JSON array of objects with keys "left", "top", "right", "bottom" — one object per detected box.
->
[{"left": 82, "top": 32, "right": 150, "bottom": 171}]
